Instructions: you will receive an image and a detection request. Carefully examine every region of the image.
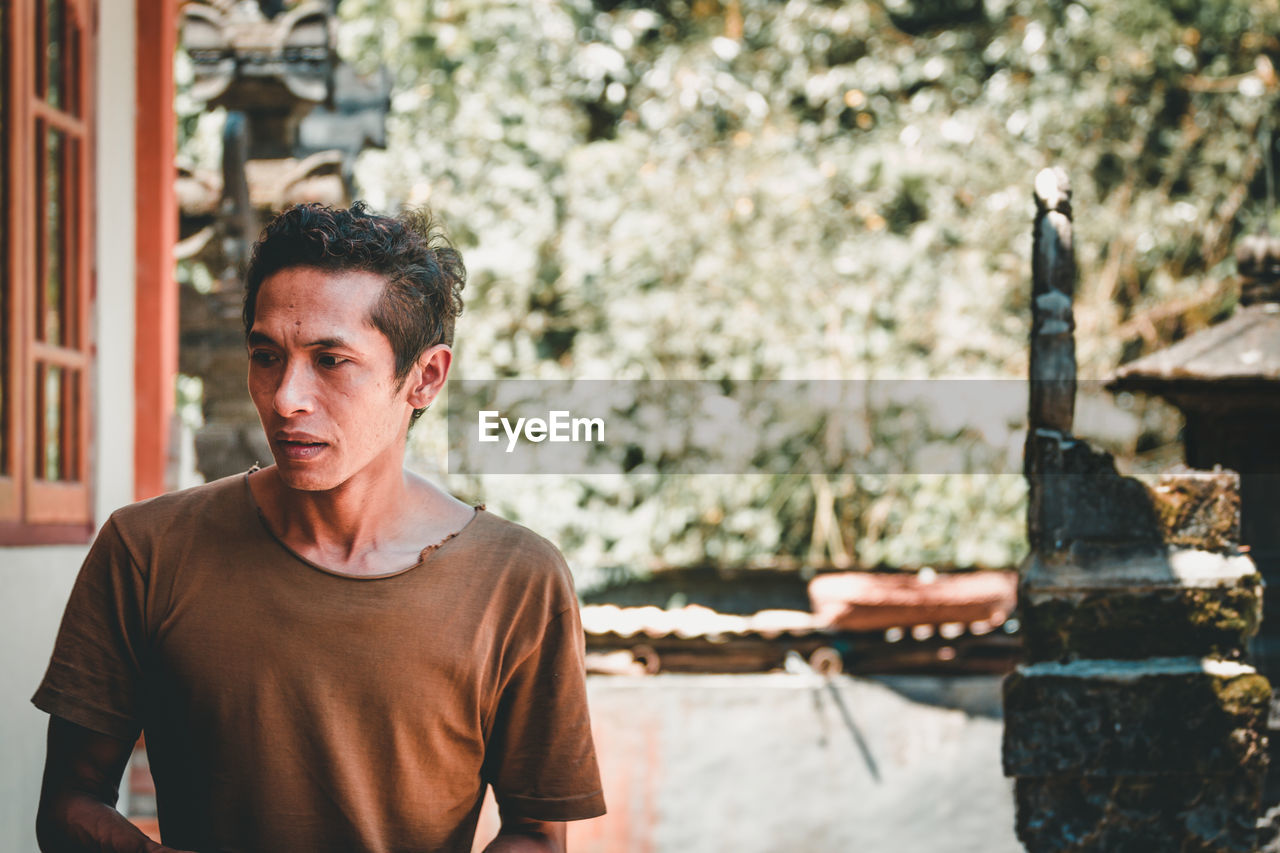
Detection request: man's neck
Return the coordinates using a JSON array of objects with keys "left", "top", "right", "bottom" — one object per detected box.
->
[{"left": 249, "top": 462, "right": 472, "bottom": 576}]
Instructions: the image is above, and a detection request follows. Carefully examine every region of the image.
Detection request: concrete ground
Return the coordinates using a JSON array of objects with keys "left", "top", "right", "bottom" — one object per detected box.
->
[{"left": 477, "top": 673, "right": 1022, "bottom": 853}]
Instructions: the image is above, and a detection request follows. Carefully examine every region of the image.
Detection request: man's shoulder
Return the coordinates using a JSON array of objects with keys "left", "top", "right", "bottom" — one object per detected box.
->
[
  {"left": 460, "top": 509, "right": 578, "bottom": 600},
  {"left": 107, "top": 473, "right": 248, "bottom": 540},
  {"left": 469, "top": 509, "right": 565, "bottom": 562}
]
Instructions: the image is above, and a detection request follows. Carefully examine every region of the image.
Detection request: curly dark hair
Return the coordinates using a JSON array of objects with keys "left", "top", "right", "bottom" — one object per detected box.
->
[{"left": 243, "top": 202, "right": 466, "bottom": 425}]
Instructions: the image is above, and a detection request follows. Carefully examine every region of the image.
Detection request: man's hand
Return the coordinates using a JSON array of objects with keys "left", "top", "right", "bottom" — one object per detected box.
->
[
  {"left": 482, "top": 815, "right": 568, "bottom": 853},
  {"left": 36, "top": 716, "right": 191, "bottom": 853}
]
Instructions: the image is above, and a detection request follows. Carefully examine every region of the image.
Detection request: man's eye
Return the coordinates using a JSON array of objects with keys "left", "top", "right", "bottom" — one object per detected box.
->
[
  {"left": 250, "top": 351, "right": 278, "bottom": 365},
  {"left": 318, "top": 354, "right": 349, "bottom": 368}
]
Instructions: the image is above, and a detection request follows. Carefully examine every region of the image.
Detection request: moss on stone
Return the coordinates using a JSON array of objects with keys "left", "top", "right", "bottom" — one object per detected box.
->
[
  {"left": 1021, "top": 582, "right": 1261, "bottom": 662},
  {"left": 1147, "top": 468, "right": 1241, "bottom": 553},
  {"left": 1212, "top": 672, "right": 1273, "bottom": 719}
]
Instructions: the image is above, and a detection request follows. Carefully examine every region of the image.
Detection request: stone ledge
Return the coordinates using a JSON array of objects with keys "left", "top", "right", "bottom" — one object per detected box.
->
[
  {"left": 1021, "top": 546, "right": 1257, "bottom": 592},
  {"left": 1021, "top": 582, "right": 1262, "bottom": 662},
  {"left": 1004, "top": 661, "right": 1269, "bottom": 777},
  {"left": 1014, "top": 774, "right": 1263, "bottom": 853},
  {"left": 1018, "top": 657, "right": 1257, "bottom": 680}
]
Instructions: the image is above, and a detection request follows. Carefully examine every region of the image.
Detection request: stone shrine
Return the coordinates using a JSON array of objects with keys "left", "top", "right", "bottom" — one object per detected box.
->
[
  {"left": 176, "top": 0, "right": 392, "bottom": 480},
  {"left": 1003, "top": 168, "right": 1269, "bottom": 851}
]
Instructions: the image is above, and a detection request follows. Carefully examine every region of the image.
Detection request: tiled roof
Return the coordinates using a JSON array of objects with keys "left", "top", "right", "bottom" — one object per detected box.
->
[
  {"left": 582, "top": 570, "right": 1019, "bottom": 640},
  {"left": 581, "top": 604, "right": 819, "bottom": 640}
]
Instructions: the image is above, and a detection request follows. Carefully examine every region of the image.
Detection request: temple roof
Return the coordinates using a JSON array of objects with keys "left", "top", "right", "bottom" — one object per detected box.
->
[{"left": 1108, "top": 302, "right": 1280, "bottom": 393}]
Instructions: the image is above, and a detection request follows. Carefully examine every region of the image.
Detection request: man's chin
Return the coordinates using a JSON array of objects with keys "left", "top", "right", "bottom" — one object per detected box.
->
[{"left": 271, "top": 465, "right": 341, "bottom": 493}]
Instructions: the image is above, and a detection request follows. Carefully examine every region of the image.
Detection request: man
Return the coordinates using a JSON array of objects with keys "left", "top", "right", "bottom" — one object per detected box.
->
[{"left": 32, "top": 203, "right": 605, "bottom": 852}]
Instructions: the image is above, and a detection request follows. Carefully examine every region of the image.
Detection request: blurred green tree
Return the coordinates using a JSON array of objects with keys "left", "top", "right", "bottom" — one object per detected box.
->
[{"left": 184, "top": 0, "right": 1280, "bottom": 587}]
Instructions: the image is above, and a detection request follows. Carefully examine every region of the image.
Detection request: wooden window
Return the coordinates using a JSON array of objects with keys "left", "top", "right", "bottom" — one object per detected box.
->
[{"left": 1, "top": 0, "right": 95, "bottom": 544}]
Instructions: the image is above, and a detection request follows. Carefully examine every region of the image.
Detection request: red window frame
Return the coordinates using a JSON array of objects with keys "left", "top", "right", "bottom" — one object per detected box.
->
[{"left": 0, "top": 0, "right": 96, "bottom": 544}]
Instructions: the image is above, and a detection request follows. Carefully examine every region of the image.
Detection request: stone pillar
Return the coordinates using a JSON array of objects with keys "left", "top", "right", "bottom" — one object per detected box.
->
[{"left": 1003, "top": 169, "right": 1270, "bottom": 851}]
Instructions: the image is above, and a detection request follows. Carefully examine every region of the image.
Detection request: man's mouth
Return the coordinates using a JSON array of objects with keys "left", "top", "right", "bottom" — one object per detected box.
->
[{"left": 275, "top": 435, "right": 329, "bottom": 460}]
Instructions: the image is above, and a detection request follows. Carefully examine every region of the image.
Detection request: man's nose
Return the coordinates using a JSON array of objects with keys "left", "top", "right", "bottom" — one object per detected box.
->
[{"left": 274, "top": 360, "right": 316, "bottom": 416}]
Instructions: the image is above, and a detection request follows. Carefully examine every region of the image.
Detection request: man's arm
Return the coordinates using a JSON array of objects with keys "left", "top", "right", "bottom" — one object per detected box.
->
[
  {"left": 483, "top": 814, "right": 567, "bottom": 853},
  {"left": 36, "top": 716, "right": 189, "bottom": 853}
]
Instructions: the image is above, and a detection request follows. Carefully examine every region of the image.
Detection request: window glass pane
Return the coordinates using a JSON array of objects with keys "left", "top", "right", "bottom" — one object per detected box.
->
[
  {"left": 66, "top": 368, "right": 79, "bottom": 479},
  {"left": 67, "top": 14, "right": 80, "bottom": 116},
  {"left": 46, "top": 0, "right": 62, "bottom": 109},
  {"left": 44, "top": 128, "right": 63, "bottom": 345},
  {"left": 37, "top": 364, "right": 64, "bottom": 481},
  {"left": 34, "top": 0, "right": 44, "bottom": 98},
  {"left": 67, "top": 136, "right": 79, "bottom": 345}
]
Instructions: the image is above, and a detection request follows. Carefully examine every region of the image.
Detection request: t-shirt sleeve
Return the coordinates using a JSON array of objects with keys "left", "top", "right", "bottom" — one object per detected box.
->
[
  {"left": 484, "top": 600, "right": 606, "bottom": 822},
  {"left": 31, "top": 516, "right": 149, "bottom": 741}
]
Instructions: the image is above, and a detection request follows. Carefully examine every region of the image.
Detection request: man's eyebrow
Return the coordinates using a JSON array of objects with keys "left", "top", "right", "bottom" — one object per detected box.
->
[
  {"left": 247, "top": 331, "right": 277, "bottom": 348},
  {"left": 307, "top": 337, "right": 350, "bottom": 349},
  {"left": 246, "top": 331, "right": 352, "bottom": 350}
]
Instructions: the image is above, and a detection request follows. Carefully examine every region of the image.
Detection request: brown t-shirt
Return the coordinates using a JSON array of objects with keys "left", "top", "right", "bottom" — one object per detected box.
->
[{"left": 33, "top": 474, "right": 605, "bottom": 852}]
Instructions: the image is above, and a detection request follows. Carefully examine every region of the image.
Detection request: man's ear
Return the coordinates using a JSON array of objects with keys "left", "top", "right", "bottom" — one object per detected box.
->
[{"left": 406, "top": 344, "right": 452, "bottom": 410}]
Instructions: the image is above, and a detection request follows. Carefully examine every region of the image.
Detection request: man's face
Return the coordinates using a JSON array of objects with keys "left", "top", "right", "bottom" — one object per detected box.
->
[{"left": 247, "top": 267, "right": 416, "bottom": 492}]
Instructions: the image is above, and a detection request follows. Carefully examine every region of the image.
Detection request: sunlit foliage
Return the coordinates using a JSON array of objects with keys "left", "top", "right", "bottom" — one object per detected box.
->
[{"left": 189, "top": 0, "right": 1280, "bottom": 586}]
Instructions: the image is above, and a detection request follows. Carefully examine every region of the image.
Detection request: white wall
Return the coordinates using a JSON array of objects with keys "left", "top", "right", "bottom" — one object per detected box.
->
[
  {"left": 0, "top": 551, "right": 89, "bottom": 851},
  {"left": 0, "top": 0, "right": 135, "bottom": 849},
  {"left": 93, "top": 0, "right": 137, "bottom": 525}
]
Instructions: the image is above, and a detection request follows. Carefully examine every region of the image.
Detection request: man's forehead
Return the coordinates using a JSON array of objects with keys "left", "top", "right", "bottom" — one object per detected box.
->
[
  {"left": 249, "top": 275, "right": 389, "bottom": 354},
  {"left": 258, "top": 265, "right": 388, "bottom": 295},
  {"left": 254, "top": 268, "right": 384, "bottom": 318}
]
